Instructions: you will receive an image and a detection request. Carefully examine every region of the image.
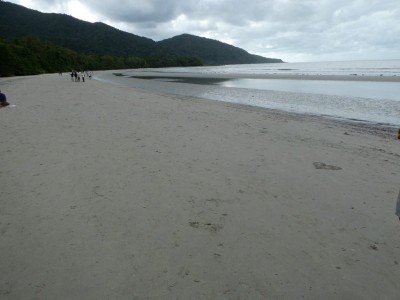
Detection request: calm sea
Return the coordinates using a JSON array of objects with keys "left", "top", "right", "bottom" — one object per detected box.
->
[
  {"left": 97, "top": 60, "right": 400, "bottom": 126},
  {"left": 142, "top": 59, "right": 400, "bottom": 76}
]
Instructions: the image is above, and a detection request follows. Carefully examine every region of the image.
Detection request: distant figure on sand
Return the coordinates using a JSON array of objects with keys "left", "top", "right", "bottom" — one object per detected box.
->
[
  {"left": 0, "top": 90, "right": 10, "bottom": 108},
  {"left": 396, "top": 189, "right": 400, "bottom": 221}
]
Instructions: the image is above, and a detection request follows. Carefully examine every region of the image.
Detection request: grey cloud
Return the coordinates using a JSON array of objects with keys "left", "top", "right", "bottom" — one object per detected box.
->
[
  {"left": 6, "top": 0, "right": 400, "bottom": 61},
  {"left": 83, "top": 0, "right": 181, "bottom": 23}
]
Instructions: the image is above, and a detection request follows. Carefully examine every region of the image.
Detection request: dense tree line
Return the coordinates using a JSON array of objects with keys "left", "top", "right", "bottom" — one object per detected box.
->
[
  {"left": 159, "top": 34, "right": 283, "bottom": 65},
  {"left": 0, "top": 36, "right": 203, "bottom": 77}
]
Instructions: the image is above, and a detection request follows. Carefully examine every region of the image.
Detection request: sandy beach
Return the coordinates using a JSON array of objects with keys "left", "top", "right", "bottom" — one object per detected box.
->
[{"left": 1, "top": 73, "right": 399, "bottom": 299}]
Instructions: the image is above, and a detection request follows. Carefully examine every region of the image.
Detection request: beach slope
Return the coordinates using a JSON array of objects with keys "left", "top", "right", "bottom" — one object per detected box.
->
[{"left": 0, "top": 73, "right": 399, "bottom": 299}]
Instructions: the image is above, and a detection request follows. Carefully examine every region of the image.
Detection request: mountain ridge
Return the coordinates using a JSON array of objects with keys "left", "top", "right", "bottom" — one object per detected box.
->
[
  {"left": 159, "top": 34, "right": 282, "bottom": 65},
  {"left": 0, "top": 1, "right": 283, "bottom": 65}
]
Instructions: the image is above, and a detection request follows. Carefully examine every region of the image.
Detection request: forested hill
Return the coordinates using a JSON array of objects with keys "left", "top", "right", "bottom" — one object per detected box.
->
[
  {"left": 0, "top": 1, "right": 163, "bottom": 57},
  {"left": 159, "top": 34, "right": 283, "bottom": 65},
  {"left": 0, "top": 1, "right": 283, "bottom": 65}
]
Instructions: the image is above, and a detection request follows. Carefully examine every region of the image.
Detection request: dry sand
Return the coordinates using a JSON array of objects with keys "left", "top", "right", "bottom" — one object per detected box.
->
[{"left": 0, "top": 73, "right": 399, "bottom": 299}]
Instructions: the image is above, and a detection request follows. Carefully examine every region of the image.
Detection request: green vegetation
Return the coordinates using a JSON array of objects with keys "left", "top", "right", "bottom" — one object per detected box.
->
[
  {"left": 158, "top": 34, "right": 283, "bottom": 65},
  {"left": 0, "top": 1, "right": 283, "bottom": 77},
  {"left": 0, "top": 36, "right": 203, "bottom": 77}
]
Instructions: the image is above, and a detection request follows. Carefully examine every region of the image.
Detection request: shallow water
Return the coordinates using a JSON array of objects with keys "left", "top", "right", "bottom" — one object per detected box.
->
[
  {"left": 131, "top": 76, "right": 400, "bottom": 102},
  {"left": 97, "top": 60, "right": 400, "bottom": 126}
]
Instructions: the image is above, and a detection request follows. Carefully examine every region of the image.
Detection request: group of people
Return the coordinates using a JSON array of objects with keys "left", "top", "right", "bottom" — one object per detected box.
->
[{"left": 70, "top": 71, "right": 93, "bottom": 82}]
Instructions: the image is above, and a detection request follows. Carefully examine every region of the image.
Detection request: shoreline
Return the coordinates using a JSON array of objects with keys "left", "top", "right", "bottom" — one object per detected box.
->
[
  {"left": 159, "top": 85, "right": 399, "bottom": 137},
  {"left": 2, "top": 71, "right": 399, "bottom": 140},
  {"left": 1, "top": 74, "right": 399, "bottom": 299},
  {"left": 117, "top": 70, "right": 400, "bottom": 82},
  {"left": 96, "top": 70, "right": 400, "bottom": 128}
]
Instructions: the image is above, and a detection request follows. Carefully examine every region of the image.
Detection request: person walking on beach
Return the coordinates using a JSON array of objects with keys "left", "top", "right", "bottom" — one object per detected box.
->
[{"left": 0, "top": 90, "right": 10, "bottom": 108}]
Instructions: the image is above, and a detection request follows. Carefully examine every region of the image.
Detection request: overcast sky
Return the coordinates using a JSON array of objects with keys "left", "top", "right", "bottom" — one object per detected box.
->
[{"left": 6, "top": 0, "right": 400, "bottom": 62}]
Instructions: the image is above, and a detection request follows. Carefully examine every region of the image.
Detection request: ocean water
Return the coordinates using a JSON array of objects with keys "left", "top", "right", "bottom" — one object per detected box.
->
[
  {"left": 136, "top": 59, "right": 400, "bottom": 77},
  {"left": 97, "top": 60, "right": 400, "bottom": 126}
]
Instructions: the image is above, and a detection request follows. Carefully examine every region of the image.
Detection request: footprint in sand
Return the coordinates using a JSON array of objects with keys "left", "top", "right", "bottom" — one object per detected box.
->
[
  {"left": 189, "top": 221, "right": 223, "bottom": 233},
  {"left": 313, "top": 162, "right": 342, "bottom": 170}
]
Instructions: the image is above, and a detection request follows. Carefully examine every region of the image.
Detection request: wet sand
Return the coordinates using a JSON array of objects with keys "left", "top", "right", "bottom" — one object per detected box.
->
[{"left": 0, "top": 73, "right": 399, "bottom": 299}]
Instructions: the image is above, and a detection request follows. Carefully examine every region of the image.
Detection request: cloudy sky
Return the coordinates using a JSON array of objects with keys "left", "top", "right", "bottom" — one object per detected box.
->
[{"left": 6, "top": 0, "right": 400, "bottom": 62}]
